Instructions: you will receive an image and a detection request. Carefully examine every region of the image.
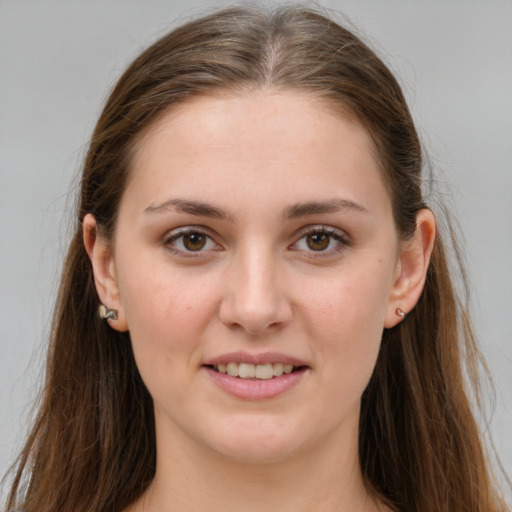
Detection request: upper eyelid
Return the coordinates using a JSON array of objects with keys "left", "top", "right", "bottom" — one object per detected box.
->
[
  {"left": 162, "top": 224, "right": 349, "bottom": 249},
  {"left": 289, "top": 225, "right": 350, "bottom": 254},
  {"left": 164, "top": 225, "right": 219, "bottom": 240},
  {"left": 164, "top": 230, "right": 222, "bottom": 259},
  {"left": 292, "top": 224, "right": 349, "bottom": 240},
  {"left": 164, "top": 226, "right": 221, "bottom": 251},
  {"left": 163, "top": 224, "right": 347, "bottom": 236}
]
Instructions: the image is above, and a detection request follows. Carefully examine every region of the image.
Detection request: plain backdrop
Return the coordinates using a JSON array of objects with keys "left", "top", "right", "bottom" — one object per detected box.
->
[{"left": 1, "top": 0, "right": 511, "bottom": 500}]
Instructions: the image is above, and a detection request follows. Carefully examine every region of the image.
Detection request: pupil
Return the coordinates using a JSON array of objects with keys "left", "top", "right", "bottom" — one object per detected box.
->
[
  {"left": 307, "top": 233, "right": 329, "bottom": 251},
  {"left": 184, "top": 233, "right": 206, "bottom": 251}
]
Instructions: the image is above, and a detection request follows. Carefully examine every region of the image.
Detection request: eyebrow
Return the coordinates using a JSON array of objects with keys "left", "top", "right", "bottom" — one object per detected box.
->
[
  {"left": 144, "top": 197, "right": 368, "bottom": 221},
  {"left": 284, "top": 199, "right": 369, "bottom": 219},
  {"left": 144, "top": 198, "right": 232, "bottom": 220}
]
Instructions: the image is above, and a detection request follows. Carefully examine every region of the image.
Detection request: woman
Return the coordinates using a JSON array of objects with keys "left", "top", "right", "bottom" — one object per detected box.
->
[{"left": 4, "top": 5, "right": 509, "bottom": 512}]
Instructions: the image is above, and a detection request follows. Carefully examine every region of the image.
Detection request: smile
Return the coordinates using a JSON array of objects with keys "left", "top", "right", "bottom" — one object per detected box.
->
[
  {"left": 212, "top": 362, "right": 299, "bottom": 380},
  {"left": 203, "top": 353, "right": 309, "bottom": 398},
  {"left": 205, "top": 365, "right": 308, "bottom": 400}
]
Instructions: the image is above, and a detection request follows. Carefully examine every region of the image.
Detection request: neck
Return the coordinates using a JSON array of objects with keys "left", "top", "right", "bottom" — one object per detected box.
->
[{"left": 128, "top": 421, "right": 383, "bottom": 512}]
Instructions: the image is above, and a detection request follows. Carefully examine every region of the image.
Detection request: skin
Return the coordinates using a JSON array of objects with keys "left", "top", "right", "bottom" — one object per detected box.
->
[{"left": 84, "top": 90, "right": 435, "bottom": 512}]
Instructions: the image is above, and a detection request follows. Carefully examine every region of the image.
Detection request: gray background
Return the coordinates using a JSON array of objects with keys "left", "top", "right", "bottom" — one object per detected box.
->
[{"left": 1, "top": 0, "right": 511, "bottom": 500}]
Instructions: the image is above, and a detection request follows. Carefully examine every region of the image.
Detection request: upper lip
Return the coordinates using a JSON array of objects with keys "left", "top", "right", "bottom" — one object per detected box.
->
[{"left": 203, "top": 351, "right": 309, "bottom": 367}]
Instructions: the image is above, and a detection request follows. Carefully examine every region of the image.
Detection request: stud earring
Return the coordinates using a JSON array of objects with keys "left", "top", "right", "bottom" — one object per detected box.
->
[
  {"left": 395, "top": 308, "right": 406, "bottom": 318},
  {"left": 98, "top": 304, "right": 118, "bottom": 321}
]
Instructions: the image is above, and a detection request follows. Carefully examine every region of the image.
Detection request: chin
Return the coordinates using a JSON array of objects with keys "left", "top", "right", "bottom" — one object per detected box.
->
[
  {"left": 214, "top": 439, "right": 299, "bottom": 465},
  {"left": 203, "top": 416, "right": 311, "bottom": 465}
]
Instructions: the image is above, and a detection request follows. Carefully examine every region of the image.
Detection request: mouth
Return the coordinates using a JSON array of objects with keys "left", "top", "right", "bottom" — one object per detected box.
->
[
  {"left": 206, "top": 362, "right": 306, "bottom": 380},
  {"left": 203, "top": 354, "right": 309, "bottom": 399}
]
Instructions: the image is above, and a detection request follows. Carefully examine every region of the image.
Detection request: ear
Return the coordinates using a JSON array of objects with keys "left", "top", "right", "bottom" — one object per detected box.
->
[
  {"left": 384, "top": 209, "right": 436, "bottom": 328},
  {"left": 83, "top": 213, "right": 128, "bottom": 331}
]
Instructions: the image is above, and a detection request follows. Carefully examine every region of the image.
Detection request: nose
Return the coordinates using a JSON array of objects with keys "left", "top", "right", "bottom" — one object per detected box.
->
[{"left": 219, "top": 247, "right": 292, "bottom": 335}]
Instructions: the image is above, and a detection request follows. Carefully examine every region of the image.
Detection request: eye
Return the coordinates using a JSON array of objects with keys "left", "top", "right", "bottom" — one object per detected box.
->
[
  {"left": 165, "top": 228, "right": 220, "bottom": 255},
  {"left": 292, "top": 226, "right": 349, "bottom": 254},
  {"left": 305, "top": 232, "right": 331, "bottom": 251}
]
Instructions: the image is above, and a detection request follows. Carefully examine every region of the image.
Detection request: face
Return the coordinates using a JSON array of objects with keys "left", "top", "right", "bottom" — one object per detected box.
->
[{"left": 98, "top": 91, "right": 408, "bottom": 464}]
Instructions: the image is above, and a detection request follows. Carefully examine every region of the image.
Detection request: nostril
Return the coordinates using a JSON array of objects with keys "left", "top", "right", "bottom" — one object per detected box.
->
[{"left": 218, "top": 272, "right": 292, "bottom": 334}]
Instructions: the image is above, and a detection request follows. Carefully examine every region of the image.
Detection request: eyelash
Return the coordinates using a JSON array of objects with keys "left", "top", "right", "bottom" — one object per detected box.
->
[
  {"left": 164, "top": 227, "right": 221, "bottom": 257},
  {"left": 164, "top": 226, "right": 350, "bottom": 258},
  {"left": 291, "top": 226, "right": 350, "bottom": 257}
]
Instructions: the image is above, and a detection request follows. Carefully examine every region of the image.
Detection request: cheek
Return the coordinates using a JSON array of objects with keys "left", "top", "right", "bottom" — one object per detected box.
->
[
  {"left": 304, "top": 259, "right": 392, "bottom": 335},
  {"left": 311, "top": 295, "right": 383, "bottom": 380},
  {"left": 118, "top": 273, "right": 220, "bottom": 409},
  {"left": 301, "top": 260, "right": 393, "bottom": 389},
  {"left": 116, "top": 259, "right": 219, "bottom": 369}
]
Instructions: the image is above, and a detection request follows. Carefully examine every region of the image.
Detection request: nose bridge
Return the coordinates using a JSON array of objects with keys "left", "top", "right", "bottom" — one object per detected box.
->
[{"left": 220, "top": 238, "right": 290, "bottom": 334}]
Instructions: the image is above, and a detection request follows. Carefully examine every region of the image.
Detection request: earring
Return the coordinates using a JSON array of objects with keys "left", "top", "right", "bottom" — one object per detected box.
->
[
  {"left": 98, "top": 304, "right": 118, "bottom": 321},
  {"left": 395, "top": 308, "right": 406, "bottom": 318}
]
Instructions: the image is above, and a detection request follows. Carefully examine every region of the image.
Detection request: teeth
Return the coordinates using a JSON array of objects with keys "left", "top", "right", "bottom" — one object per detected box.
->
[
  {"left": 239, "top": 363, "right": 256, "bottom": 378},
  {"left": 255, "top": 363, "right": 273, "bottom": 379},
  {"left": 227, "top": 362, "right": 238, "bottom": 377},
  {"left": 273, "top": 363, "right": 284, "bottom": 377},
  {"left": 214, "top": 362, "right": 300, "bottom": 379}
]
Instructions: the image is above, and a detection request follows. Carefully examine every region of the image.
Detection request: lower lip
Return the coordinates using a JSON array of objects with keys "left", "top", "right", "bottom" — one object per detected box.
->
[{"left": 204, "top": 366, "right": 308, "bottom": 400}]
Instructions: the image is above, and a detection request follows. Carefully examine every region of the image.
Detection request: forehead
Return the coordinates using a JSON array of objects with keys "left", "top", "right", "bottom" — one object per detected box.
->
[
  {"left": 123, "top": 90, "right": 391, "bottom": 219},
  {"left": 137, "top": 89, "right": 369, "bottom": 149}
]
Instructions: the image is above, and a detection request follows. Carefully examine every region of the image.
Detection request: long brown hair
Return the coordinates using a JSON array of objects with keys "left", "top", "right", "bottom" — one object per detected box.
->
[{"left": 4, "top": 5, "right": 508, "bottom": 512}]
